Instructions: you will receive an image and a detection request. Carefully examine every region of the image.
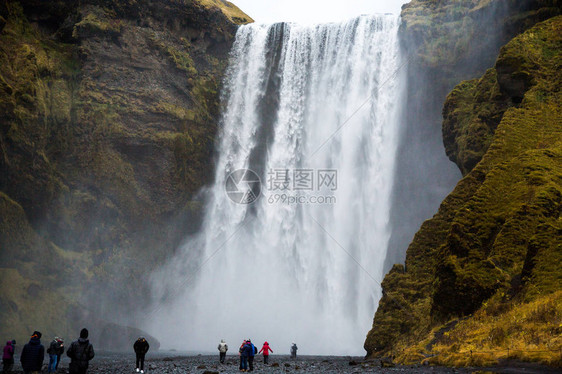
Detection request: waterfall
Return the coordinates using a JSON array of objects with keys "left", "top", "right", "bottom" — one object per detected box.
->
[{"left": 151, "top": 15, "right": 404, "bottom": 355}]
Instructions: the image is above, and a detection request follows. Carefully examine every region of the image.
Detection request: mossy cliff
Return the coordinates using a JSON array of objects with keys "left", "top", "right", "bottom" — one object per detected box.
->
[
  {"left": 0, "top": 0, "right": 251, "bottom": 347},
  {"left": 366, "top": 2, "right": 562, "bottom": 367},
  {"left": 384, "top": 0, "right": 560, "bottom": 271}
]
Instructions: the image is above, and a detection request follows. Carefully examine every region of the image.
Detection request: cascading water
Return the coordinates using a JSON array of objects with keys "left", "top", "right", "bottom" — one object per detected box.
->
[{"left": 151, "top": 15, "right": 404, "bottom": 355}]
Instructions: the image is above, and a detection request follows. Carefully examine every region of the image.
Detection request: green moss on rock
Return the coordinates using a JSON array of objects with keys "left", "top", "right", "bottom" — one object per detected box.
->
[
  {"left": 73, "top": 6, "right": 123, "bottom": 39},
  {"left": 366, "top": 16, "right": 562, "bottom": 364}
]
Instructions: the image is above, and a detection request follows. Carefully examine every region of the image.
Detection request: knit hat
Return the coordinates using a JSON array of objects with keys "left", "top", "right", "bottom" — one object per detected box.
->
[
  {"left": 32, "top": 331, "right": 42, "bottom": 339},
  {"left": 80, "top": 328, "right": 89, "bottom": 339}
]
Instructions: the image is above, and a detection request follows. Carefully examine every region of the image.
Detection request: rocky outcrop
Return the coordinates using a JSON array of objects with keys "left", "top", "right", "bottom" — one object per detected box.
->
[
  {"left": 0, "top": 0, "right": 250, "bottom": 341},
  {"left": 366, "top": 1, "right": 562, "bottom": 366},
  {"left": 384, "top": 0, "right": 561, "bottom": 271}
]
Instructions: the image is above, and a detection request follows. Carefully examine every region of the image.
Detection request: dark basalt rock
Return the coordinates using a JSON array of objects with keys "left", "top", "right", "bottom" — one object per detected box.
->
[
  {"left": 0, "top": 0, "right": 251, "bottom": 341},
  {"left": 495, "top": 55, "right": 536, "bottom": 103}
]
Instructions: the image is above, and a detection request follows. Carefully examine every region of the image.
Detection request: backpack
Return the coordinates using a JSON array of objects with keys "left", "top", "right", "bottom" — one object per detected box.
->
[
  {"left": 68, "top": 341, "right": 93, "bottom": 371},
  {"left": 253, "top": 345, "right": 257, "bottom": 354}
]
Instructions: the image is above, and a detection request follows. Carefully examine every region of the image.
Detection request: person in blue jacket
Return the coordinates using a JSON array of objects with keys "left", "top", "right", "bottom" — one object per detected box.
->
[
  {"left": 247, "top": 339, "right": 256, "bottom": 372},
  {"left": 20, "top": 331, "right": 44, "bottom": 374}
]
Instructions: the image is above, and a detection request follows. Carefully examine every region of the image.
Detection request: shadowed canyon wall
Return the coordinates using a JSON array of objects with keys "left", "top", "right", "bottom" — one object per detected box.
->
[{"left": 0, "top": 0, "right": 251, "bottom": 348}]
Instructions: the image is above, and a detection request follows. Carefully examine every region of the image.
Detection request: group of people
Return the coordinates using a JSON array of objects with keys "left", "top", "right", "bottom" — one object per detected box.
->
[
  {"left": 217, "top": 339, "right": 273, "bottom": 371},
  {"left": 217, "top": 339, "right": 298, "bottom": 372},
  {"left": 238, "top": 339, "right": 259, "bottom": 372},
  {"left": 2, "top": 329, "right": 151, "bottom": 374},
  {"left": 4, "top": 331, "right": 302, "bottom": 373},
  {"left": 2, "top": 328, "right": 94, "bottom": 374}
]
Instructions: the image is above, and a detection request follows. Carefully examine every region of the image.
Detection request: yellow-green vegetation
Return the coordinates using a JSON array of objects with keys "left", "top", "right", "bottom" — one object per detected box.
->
[
  {"left": 442, "top": 68, "right": 511, "bottom": 175},
  {"left": 73, "top": 6, "right": 123, "bottom": 39},
  {"left": 366, "top": 16, "right": 562, "bottom": 367},
  {"left": 149, "top": 33, "right": 198, "bottom": 76},
  {"left": 429, "top": 291, "right": 562, "bottom": 366},
  {"left": 196, "top": 0, "right": 253, "bottom": 25}
]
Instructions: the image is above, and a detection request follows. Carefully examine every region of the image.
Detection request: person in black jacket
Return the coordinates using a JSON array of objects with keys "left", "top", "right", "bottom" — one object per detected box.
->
[
  {"left": 66, "top": 328, "right": 94, "bottom": 374},
  {"left": 47, "top": 337, "right": 60, "bottom": 373},
  {"left": 247, "top": 339, "right": 256, "bottom": 372},
  {"left": 55, "top": 337, "right": 64, "bottom": 370},
  {"left": 133, "top": 337, "right": 149, "bottom": 373},
  {"left": 20, "top": 331, "right": 44, "bottom": 374}
]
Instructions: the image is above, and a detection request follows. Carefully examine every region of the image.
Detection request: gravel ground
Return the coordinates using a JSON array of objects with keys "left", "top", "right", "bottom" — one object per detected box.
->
[
  {"left": 6, "top": 352, "right": 559, "bottom": 373},
  {"left": 80, "top": 353, "right": 467, "bottom": 374}
]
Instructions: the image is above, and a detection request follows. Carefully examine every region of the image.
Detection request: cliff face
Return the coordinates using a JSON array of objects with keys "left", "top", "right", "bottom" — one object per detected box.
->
[
  {"left": 367, "top": 0, "right": 561, "bottom": 367},
  {"left": 384, "top": 0, "right": 559, "bottom": 271},
  {"left": 0, "top": 0, "right": 251, "bottom": 346}
]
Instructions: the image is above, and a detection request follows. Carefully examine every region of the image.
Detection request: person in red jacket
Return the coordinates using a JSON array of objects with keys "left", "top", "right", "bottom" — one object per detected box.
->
[
  {"left": 258, "top": 341, "right": 273, "bottom": 364},
  {"left": 2, "top": 340, "right": 15, "bottom": 372}
]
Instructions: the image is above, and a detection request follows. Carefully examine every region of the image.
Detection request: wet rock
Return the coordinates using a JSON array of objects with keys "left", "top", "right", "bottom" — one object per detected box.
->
[{"left": 380, "top": 356, "right": 395, "bottom": 368}]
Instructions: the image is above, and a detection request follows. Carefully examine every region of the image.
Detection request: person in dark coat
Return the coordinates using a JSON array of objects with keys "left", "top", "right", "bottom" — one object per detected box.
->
[
  {"left": 66, "top": 328, "right": 94, "bottom": 374},
  {"left": 55, "top": 337, "right": 64, "bottom": 370},
  {"left": 290, "top": 343, "right": 297, "bottom": 359},
  {"left": 20, "top": 331, "right": 44, "bottom": 374},
  {"left": 247, "top": 339, "right": 256, "bottom": 372},
  {"left": 133, "top": 337, "right": 149, "bottom": 373},
  {"left": 2, "top": 340, "right": 15, "bottom": 373}
]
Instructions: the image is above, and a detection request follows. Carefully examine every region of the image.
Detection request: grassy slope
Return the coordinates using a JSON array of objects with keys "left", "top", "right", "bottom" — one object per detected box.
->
[
  {"left": 365, "top": 15, "right": 562, "bottom": 366},
  {"left": 198, "top": 0, "right": 253, "bottom": 24}
]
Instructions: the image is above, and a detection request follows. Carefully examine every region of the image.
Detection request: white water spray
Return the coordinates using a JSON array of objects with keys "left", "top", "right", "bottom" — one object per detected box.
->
[{"left": 151, "top": 15, "right": 404, "bottom": 355}]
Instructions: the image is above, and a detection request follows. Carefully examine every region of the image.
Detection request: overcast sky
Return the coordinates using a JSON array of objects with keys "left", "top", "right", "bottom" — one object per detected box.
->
[{"left": 232, "top": 0, "right": 408, "bottom": 24}]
